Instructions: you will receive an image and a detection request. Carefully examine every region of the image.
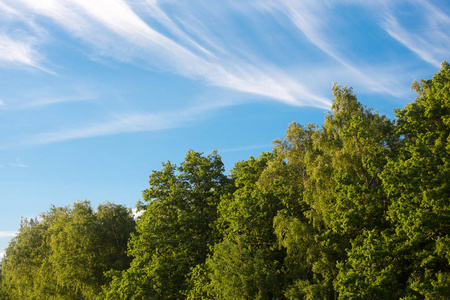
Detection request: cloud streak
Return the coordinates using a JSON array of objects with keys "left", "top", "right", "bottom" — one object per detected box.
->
[
  {"left": 17, "top": 95, "right": 95, "bottom": 110},
  {"left": 381, "top": 1, "right": 450, "bottom": 68},
  {"left": 0, "top": 231, "right": 17, "bottom": 238},
  {"left": 2, "top": 0, "right": 448, "bottom": 105},
  {"left": 0, "top": 2, "right": 54, "bottom": 73},
  {"left": 251, "top": 0, "right": 450, "bottom": 99},
  {"left": 2, "top": 0, "right": 450, "bottom": 145},
  {"left": 9, "top": 159, "right": 28, "bottom": 168},
  {"left": 252, "top": 0, "right": 414, "bottom": 98},
  {"left": 27, "top": 101, "right": 230, "bottom": 145},
  {"left": 0, "top": 34, "right": 38, "bottom": 67},
  {"left": 3, "top": 0, "right": 330, "bottom": 108}
]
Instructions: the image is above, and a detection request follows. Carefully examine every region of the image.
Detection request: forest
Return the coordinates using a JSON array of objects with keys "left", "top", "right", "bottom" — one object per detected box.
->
[{"left": 1, "top": 63, "right": 450, "bottom": 299}]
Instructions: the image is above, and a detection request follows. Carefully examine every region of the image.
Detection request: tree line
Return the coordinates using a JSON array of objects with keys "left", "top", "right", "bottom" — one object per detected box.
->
[{"left": 1, "top": 63, "right": 450, "bottom": 299}]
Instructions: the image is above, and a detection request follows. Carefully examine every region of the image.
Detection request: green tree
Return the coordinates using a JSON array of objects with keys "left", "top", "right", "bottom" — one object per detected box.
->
[
  {"left": 305, "top": 84, "right": 395, "bottom": 239},
  {"left": 337, "top": 62, "right": 450, "bottom": 299},
  {"left": 207, "top": 238, "right": 282, "bottom": 299},
  {"left": 1, "top": 217, "right": 50, "bottom": 299},
  {"left": 1, "top": 201, "right": 135, "bottom": 299},
  {"left": 102, "top": 150, "right": 232, "bottom": 299},
  {"left": 200, "top": 153, "right": 285, "bottom": 299},
  {"left": 382, "top": 62, "right": 450, "bottom": 299},
  {"left": 47, "top": 201, "right": 135, "bottom": 298},
  {"left": 271, "top": 85, "right": 395, "bottom": 299}
]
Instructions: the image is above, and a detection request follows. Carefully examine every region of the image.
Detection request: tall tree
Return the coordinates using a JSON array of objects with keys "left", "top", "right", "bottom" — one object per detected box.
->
[
  {"left": 1, "top": 201, "right": 135, "bottom": 299},
  {"left": 1, "top": 217, "right": 48, "bottom": 299},
  {"left": 199, "top": 153, "right": 285, "bottom": 299},
  {"left": 102, "top": 150, "right": 232, "bottom": 299},
  {"left": 273, "top": 85, "right": 395, "bottom": 299},
  {"left": 338, "top": 62, "right": 450, "bottom": 299}
]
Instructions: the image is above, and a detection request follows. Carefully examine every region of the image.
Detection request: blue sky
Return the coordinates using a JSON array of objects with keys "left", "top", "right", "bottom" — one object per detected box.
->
[{"left": 1, "top": 0, "right": 450, "bottom": 256}]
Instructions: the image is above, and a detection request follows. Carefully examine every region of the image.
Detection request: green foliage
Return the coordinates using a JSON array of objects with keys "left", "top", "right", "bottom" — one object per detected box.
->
[
  {"left": 1, "top": 201, "right": 135, "bottom": 299},
  {"left": 185, "top": 263, "right": 214, "bottom": 300},
  {"left": 1, "top": 217, "right": 53, "bottom": 299},
  {"left": 102, "top": 150, "right": 233, "bottom": 299},
  {"left": 307, "top": 84, "right": 395, "bottom": 236},
  {"left": 338, "top": 62, "right": 450, "bottom": 298},
  {"left": 217, "top": 153, "right": 281, "bottom": 246},
  {"left": 199, "top": 153, "right": 285, "bottom": 299},
  {"left": 207, "top": 238, "right": 283, "bottom": 299},
  {"left": 336, "top": 230, "right": 405, "bottom": 299},
  {"left": 384, "top": 61, "right": 450, "bottom": 298}
]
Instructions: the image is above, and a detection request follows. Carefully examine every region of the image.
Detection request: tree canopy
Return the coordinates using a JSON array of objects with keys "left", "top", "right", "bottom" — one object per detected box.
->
[{"left": 1, "top": 201, "right": 135, "bottom": 299}]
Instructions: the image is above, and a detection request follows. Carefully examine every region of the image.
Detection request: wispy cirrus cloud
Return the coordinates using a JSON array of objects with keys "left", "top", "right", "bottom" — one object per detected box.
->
[
  {"left": 11, "top": 94, "right": 96, "bottom": 110},
  {"left": 3, "top": 0, "right": 330, "bottom": 108},
  {"left": 27, "top": 100, "right": 231, "bottom": 145},
  {"left": 251, "top": 0, "right": 412, "bottom": 98},
  {"left": 0, "top": 2, "right": 53, "bottom": 73},
  {"left": 2, "top": 0, "right": 450, "bottom": 146},
  {"left": 9, "top": 158, "right": 28, "bottom": 168},
  {"left": 0, "top": 34, "right": 38, "bottom": 67},
  {"left": 28, "top": 113, "right": 174, "bottom": 145},
  {"left": 251, "top": 0, "right": 450, "bottom": 98},
  {"left": 2, "top": 0, "right": 449, "bottom": 107},
  {"left": 381, "top": 0, "right": 450, "bottom": 68}
]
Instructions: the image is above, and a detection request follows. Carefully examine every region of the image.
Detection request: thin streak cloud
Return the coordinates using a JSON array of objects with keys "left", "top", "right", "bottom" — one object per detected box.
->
[
  {"left": 5, "top": 0, "right": 330, "bottom": 107},
  {"left": 253, "top": 0, "right": 407, "bottom": 97},
  {"left": 250, "top": 0, "right": 450, "bottom": 98},
  {"left": 0, "top": 231, "right": 17, "bottom": 238},
  {"left": 9, "top": 159, "right": 28, "bottom": 168},
  {"left": 1, "top": 0, "right": 449, "bottom": 146},
  {"left": 18, "top": 95, "right": 95, "bottom": 110},
  {"left": 382, "top": 1, "right": 450, "bottom": 68},
  {"left": 27, "top": 102, "right": 227, "bottom": 145}
]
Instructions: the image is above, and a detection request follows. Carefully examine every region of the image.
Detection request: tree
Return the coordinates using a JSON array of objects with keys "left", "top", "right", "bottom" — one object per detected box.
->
[
  {"left": 337, "top": 62, "right": 450, "bottom": 298},
  {"left": 102, "top": 150, "right": 232, "bottom": 299},
  {"left": 47, "top": 201, "right": 135, "bottom": 298},
  {"left": 1, "top": 201, "right": 135, "bottom": 299},
  {"left": 1, "top": 217, "right": 50, "bottom": 299},
  {"left": 200, "top": 153, "right": 285, "bottom": 299},
  {"left": 271, "top": 85, "right": 395, "bottom": 299},
  {"left": 382, "top": 62, "right": 450, "bottom": 298}
]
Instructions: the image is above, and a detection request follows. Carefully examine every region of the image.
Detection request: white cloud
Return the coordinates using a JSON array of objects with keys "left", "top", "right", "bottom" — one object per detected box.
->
[
  {"left": 0, "top": 82, "right": 99, "bottom": 111},
  {"left": 132, "top": 208, "right": 143, "bottom": 219},
  {"left": 18, "top": 95, "right": 95, "bottom": 110},
  {"left": 0, "top": 2, "right": 54, "bottom": 73},
  {"left": 0, "top": 231, "right": 17, "bottom": 238},
  {"left": 1, "top": 0, "right": 448, "bottom": 146},
  {"left": 381, "top": 1, "right": 450, "bottom": 68},
  {"left": 27, "top": 101, "right": 226, "bottom": 145},
  {"left": 251, "top": 0, "right": 412, "bottom": 98},
  {"left": 9, "top": 158, "right": 28, "bottom": 168},
  {"left": 3, "top": 0, "right": 330, "bottom": 108},
  {"left": 0, "top": 34, "right": 38, "bottom": 66}
]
